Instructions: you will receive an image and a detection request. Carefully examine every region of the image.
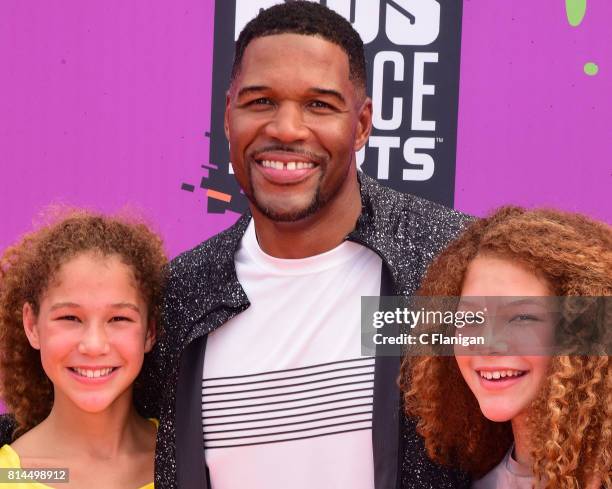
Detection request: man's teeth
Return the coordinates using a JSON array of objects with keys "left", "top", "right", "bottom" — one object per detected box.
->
[
  {"left": 72, "top": 367, "right": 115, "bottom": 378},
  {"left": 261, "top": 160, "right": 315, "bottom": 170},
  {"left": 479, "top": 369, "right": 526, "bottom": 380}
]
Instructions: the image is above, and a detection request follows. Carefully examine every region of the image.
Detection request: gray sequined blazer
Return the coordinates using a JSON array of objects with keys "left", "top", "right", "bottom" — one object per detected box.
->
[
  {"left": 137, "top": 172, "right": 472, "bottom": 489},
  {"left": 0, "top": 173, "right": 472, "bottom": 489}
]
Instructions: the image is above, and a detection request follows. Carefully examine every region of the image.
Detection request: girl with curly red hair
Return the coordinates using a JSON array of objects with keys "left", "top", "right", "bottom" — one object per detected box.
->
[
  {"left": 0, "top": 210, "right": 167, "bottom": 489},
  {"left": 400, "top": 207, "right": 611, "bottom": 489}
]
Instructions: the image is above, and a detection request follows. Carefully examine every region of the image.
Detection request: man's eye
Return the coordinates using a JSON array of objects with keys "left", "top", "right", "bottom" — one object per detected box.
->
[
  {"left": 249, "top": 98, "right": 272, "bottom": 106},
  {"left": 309, "top": 100, "right": 332, "bottom": 109}
]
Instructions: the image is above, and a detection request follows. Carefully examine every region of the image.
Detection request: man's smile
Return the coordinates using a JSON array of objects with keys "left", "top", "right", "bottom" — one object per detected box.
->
[
  {"left": 252, "top": 151, "right": 322, "bottom": 185},
  {"left": 260, "top": 160, "right": 315, "bottom": 171}
]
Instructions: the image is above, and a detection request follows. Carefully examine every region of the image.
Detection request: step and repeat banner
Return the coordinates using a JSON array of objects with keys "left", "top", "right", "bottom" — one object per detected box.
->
[
  {"left": 0, "top": 0, "right": 609, "bottom": 258},
  {"left": 207, "top": 0, "right": 461, "bottom": 213}
]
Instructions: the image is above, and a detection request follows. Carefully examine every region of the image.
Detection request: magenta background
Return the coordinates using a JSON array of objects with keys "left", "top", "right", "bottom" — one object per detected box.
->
[
  {"left": 1, "top": 1, "right": 610, "bottom": 260},
  {"left": 455, "top": 1, "right": 610, "bottom": 220},
  {"left": 0, "top": 0, "right": 227, "bottom": 259}
]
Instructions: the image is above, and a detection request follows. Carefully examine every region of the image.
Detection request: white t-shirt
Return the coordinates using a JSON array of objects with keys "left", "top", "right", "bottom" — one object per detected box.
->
[{"left": 202, "top": 220, "right": 382, "bottom": 489}]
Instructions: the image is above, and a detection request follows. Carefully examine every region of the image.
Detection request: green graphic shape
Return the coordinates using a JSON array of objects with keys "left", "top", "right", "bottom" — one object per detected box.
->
[
  {"left": 584, "top": 62, "right": 599, "bottom": 75},
  {"left": 565, "top": 1, "right": 598, "bottom": 75},
  {"left": 566, "top": 0, "right": 587, "bottom": 26}
]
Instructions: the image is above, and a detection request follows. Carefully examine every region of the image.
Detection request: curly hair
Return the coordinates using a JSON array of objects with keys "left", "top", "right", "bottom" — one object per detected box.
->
[
  {"left": 231, "top": 1, "right": 367, "bottom": 94},
  {"left": 399, "top": 206, "right": 612, "bottom": 488},
  {"left": 0, "top": 209, "right": 167, "bottom": 438}
]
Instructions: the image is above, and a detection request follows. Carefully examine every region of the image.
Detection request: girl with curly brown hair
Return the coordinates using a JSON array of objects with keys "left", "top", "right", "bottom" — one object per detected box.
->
[
  {"left": 0, "top": 210, "right": 167, "bottom": 489},
  {"left": 399, "top": 206, "right": 611, "bottom": 489}
]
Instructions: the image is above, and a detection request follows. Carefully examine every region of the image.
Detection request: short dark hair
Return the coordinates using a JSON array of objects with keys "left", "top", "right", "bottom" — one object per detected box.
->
[{"left": 231, "top": 1, "right": 366, "bottom": 92}]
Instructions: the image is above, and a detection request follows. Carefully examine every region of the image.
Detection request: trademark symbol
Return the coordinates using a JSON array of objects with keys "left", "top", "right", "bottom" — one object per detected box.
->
[{"left": 436, "top": 137, "right": 444, "bottom": 143}]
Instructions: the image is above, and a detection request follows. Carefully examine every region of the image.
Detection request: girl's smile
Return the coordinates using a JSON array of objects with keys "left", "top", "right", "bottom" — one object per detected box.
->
[{"left": 23, "top": 252, "right": 155, "bottom": 414}]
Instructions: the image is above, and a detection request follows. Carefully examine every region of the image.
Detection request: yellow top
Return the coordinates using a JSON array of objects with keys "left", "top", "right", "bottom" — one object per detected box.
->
[{"left": 0, "top": 419, "right": 158, "bottom": 489}]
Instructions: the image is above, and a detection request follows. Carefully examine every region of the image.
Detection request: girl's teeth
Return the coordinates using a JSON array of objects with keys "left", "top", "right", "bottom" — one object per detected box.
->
[
  {"left": 479, "top": 369, "right": 525, "bottom": 380},
  {"left": 73, "top": 367, "right": 114, "bottom": 378}
]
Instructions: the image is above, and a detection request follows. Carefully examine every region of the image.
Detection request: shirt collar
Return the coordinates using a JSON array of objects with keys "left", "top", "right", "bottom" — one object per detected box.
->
[{"left": 182, "top": 171, "right": 393, "bottom": 320}]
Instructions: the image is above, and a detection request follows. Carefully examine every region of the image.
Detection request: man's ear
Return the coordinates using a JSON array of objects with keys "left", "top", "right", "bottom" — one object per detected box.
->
[
  {"left": 22, "top": 303, "right": 41, "bottom": 350},
  {"left": 354, "top": 97, "right": 373, "bottom": 152},
  {"left": 144, "top": 319, "right": 157, "bottom": 353}
]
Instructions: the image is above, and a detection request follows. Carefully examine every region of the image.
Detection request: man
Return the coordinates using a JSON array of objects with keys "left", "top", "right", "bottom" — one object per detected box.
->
[{"left": 147, "top": 3, "right": 470, "bottom": 488}]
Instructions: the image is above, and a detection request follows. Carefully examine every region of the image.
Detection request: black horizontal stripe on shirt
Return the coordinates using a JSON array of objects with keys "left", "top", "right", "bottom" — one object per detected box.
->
[
  {"left": 204, "top": 402, "right": 373, "bottom": 425},
  {"left": 202, "top": 363, "right": 375, "bottom": 388},
  {"left": 203, "top": 374, "right": 375, "bottom": 395},
  {"left": 205, "top": 427, "right": 371, "bottom": 449},
  {"left": 202, "top": 380, "right": 373, "bottom": 405},
  {"left": 203, "top": 356, "right": 375, "bottom": 382},
  {"left": 205, "top": 418, "right": 372, "bottom": 442},
  {"left": 203, "top": 374, "right": 374, "bottom": 396},
  {"left": 204, "top": 411, "right": 373, "bottom": 434},
  {"left": 202, "top": 382, "right": 374, "bottom": 411},
  {"left": 202, "top": 394, "right": 373, "bottom": 416}
]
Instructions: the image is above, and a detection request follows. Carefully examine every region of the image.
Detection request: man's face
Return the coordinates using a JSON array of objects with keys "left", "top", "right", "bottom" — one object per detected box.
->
[{"left": 225, "top": 33, "right": 372, "bottom": 222}]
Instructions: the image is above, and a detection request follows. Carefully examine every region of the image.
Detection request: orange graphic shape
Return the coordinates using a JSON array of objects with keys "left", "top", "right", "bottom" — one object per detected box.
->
[{"left": 207, "top": 188, "right": 232, "bottom": 203}]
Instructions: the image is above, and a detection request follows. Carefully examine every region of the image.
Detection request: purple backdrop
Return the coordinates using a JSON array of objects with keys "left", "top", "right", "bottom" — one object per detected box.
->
[
  {"left": 1, "top": 0, "right": 229, "bottom": 258},
  {"left": 455, "top": 1, "right": 610, "bottom": 220},
  {"left": 1, "top": 1, "right": 610, "bottom": 260}
]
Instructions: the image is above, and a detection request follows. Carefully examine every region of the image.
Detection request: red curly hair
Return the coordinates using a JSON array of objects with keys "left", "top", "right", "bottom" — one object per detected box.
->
[
  {"left": 0, "top": 209, "right": 167, "bottom": 438},
  {"left": 399, "top": 206, "right": 611, "bottom": 488}
]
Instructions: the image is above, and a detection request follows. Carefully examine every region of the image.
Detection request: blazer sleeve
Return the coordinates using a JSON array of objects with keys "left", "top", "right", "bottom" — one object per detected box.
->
[{"left": 0, "top": 414, "right": 16, "bottom": 446}]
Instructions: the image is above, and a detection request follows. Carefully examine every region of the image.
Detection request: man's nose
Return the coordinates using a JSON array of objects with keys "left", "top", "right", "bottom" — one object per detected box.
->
[
  {"left": 78, "top": 322, "right": 111, "bottom": 356},
  {"left": 264, "top": 102, "right": 309, "bottom": 142}
]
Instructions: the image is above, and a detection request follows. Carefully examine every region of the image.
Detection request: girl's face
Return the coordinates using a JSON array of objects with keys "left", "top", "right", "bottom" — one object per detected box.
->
[
  {"left": 23, "top": 252, "right": 155, "bottom": 414},
  {"left": 455, "top": 255, "right": 553, "bottom": 422}
]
